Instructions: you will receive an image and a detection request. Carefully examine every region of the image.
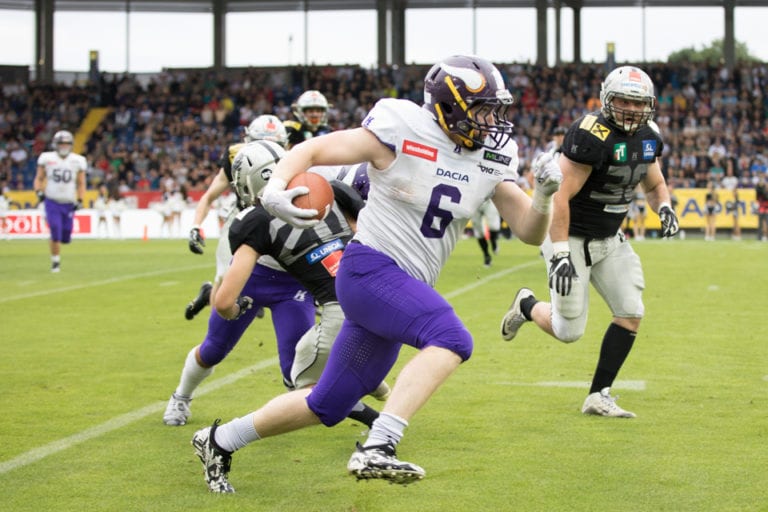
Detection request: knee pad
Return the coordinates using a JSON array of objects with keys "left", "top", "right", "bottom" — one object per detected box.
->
[{"left": 551, "top": 312, "right": 586, "bottom": 343}]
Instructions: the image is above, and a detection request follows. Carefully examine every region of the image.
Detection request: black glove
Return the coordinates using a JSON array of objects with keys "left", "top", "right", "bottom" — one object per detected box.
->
[
  {"left": 659, "top": 205, "right": 679, "bottom": 238},
  {"left": 188, "top": 227, "right": 205, "bottom": 255},
  {"left": 232, "top": 296, "right": 253, "bottom": 320},
  {"left": 549, "top": 252, "right": 578, "bottom": 296},
  {"left": 74, "top": 199, "right": 83, "bottom": 211},
  {"left": 36, "top": 190, "right": 45, "bottom": 202}
]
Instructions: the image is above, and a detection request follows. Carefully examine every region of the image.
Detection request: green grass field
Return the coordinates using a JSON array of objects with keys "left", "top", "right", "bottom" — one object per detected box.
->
[{"left": 1, "top": 236, "right": 766, "bottom": 512}]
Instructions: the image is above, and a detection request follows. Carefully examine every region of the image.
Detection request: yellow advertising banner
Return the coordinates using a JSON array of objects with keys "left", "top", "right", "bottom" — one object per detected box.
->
[{"left": 643, "top": 188, "right": 758, "bottom": 230}]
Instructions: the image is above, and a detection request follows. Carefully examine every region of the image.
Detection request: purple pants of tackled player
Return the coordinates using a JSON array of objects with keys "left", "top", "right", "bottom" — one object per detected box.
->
[{"left": 198, "top": 264, "right": 315, "bottom": 387}]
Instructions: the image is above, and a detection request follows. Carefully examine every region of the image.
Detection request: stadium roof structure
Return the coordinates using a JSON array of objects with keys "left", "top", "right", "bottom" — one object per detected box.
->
[
  {"left": 2, "top": 1, "right": 768, "bottom": 10},
  {"left": 2, "top": 0, "right": 763, "bottom": 83}
]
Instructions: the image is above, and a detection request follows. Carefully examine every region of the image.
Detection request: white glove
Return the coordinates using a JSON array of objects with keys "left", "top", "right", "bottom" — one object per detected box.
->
[
  {"left": 260, "top": 178, "right": 320, "bottom": 229},
  {"left": 530, "top": 152, "right": 563, "bottom": 214},
  {"left": 532, "top": 152, "right": 563, "bottom": 197}
]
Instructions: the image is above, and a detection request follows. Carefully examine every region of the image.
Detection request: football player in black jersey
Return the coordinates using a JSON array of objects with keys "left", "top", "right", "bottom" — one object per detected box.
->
[
  {"left": 283, "top": 90, "right": 332, "bottom": 150},
  {"left": 166, "top": 140, "right": 386, "bottom": 432},
  {"left": 164, "top": 137, "right": 318, "bottom": 427},
  {"left": 184, "top": 114, "right": 288, "bottom": 321},
  {"left": 501, "top": 65, "right": 679, "bottom": 418}
]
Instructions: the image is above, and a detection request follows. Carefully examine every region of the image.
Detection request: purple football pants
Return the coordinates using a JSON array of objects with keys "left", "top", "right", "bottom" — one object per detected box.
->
[
  {"left": 44, "top": 199, "right": 75, "bottom": 243},
  {"left": 198, "top": 264, "right": 315, "bottom": 386},
  {"left": 307, "top": 242, "right": 473, "bottom": 426}
]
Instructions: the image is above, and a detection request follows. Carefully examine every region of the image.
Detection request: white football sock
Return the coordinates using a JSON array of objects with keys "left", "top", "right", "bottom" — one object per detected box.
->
[
  {"left": 363, "top": 412, "right": 408, "bottom": 448},
  {"left": 175, "top": 346, "right": 213, "bottom": 398},
  {"left": 214, "top": 414, "right": 260, "bottom": 452}
]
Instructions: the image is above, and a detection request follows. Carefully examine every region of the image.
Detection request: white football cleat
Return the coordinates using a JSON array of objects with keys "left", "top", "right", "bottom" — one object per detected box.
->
[
  {"left": 500, "top": 288, "right": 534, "bottom": 341},
  {"left": 163, "top": 393, "right": 192, "bottom": 426},
  {"left": 347, "top": 442, "right": 425, "bottom": 485},
  {"left": 191, "top": 419, "right": 235, "bottom": 493},
  {"left": 581, "top": 387, "right": 636, "bottom": 418}
]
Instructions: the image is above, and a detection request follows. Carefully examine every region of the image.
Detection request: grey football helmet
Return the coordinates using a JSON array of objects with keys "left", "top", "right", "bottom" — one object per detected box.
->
[{"left": 231, "top": 140, "right": 286, "bottom": 207}]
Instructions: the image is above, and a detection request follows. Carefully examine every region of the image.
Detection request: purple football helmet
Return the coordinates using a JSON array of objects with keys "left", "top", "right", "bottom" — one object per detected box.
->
[
  {"left": 337, "top": 162, "right": 370, "bottom": 201},
  {"left": 423, "top": 55, "right": 514, "bottom": 151}
]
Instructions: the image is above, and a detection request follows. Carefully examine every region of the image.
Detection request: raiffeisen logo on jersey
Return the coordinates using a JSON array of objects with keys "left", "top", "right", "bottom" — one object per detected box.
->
[
  {"left": 402, "top": 139, "right": 437, "bottom": 161},
  {"left": 306, "top": 238, "right": 344, "bottom": 264},
  {"left": 436, "top": 167, "right": 469, "bottom": 182},
  {"left": 642, "top": 140, "right": 657, "bottom": 160}
]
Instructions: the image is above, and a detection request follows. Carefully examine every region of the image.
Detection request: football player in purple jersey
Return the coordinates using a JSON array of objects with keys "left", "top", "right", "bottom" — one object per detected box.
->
[
  {"left": 190, "top": 55, "right": 561, "bottom": 492},
  {"left": 33, "top": 130, "right": 87, "bottom": 273}
]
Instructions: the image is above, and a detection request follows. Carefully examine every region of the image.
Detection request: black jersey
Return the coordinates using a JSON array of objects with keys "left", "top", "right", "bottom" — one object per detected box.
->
[
  {"left": 561, "top": 112, "right": 664, "bottom": 238},
  {"left": 217, "top": 142, "right": 248, "bottom": 209},
  {"left": 228, "top": 182, "right": 364, "bottom": 304},
  {"left": 219, "top": 142, "right": 246, "bottom": 183},
  {"left": 284, "top": 120, "right": 332, "bottom": 148}
]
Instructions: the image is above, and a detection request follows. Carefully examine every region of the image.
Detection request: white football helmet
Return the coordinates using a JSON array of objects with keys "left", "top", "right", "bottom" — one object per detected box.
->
[
  {"left": 292, "top": 90, "right": 329, "bottom": 128},
  {"left": 243, "top": 114, "right": 288, "bottom": 147},
  {"left": 231, "top": 140, "right": 286, "bottom": 207},
  {"left": 600, "top": 66, "right": 656, "bottom": 134},
  {"left": 52, "top": 130, "right": 74, "bottom": 157}
]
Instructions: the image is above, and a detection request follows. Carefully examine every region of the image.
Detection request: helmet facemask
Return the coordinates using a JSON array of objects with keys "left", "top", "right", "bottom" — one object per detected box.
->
[{"left": 603, "top": 94, "right": 655, "bottom": 134}]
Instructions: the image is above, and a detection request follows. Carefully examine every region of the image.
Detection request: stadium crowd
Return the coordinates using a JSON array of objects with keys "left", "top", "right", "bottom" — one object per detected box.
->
[{"left": 2, "top": 61, "right": 768, "bottom": 197}]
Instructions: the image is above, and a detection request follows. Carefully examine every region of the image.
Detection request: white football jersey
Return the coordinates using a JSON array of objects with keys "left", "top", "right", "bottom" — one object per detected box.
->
[
  {"left": 356, "top": 98, "right": 519, "bottom": 286},
  {"left": 37, "top": 151, "right": 88, "bottom": 203}
]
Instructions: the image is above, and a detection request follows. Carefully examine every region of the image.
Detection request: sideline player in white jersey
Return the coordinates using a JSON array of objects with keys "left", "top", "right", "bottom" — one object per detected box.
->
[
  {"left": 34, "top": 130, "right": 87, "bottom": 272},
  {"left": 189, "top": 55, "right": 562, "bottom": 493},
  {"left": 470, "top": 198, "right": 502, "bottom": 267}
]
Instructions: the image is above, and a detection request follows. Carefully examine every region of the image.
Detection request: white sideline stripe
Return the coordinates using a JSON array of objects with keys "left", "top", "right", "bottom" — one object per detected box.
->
[
  {"left": 0, "top": 358, "right": 278, "bottom": 475},
  {"left": 0, "top": 264, "right": 210, "bottom": 304},
  {"left": 500, "top": 380, "right": 647, "bottom": 391},
  {"left": 0, "top": 257, "right": 540, "bottom": 474},
  {"left": 443, "top": 259, "right": 540, "bottom": 299}
]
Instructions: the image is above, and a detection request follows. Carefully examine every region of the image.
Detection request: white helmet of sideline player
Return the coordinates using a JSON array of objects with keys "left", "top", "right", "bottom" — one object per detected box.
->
[
  {"left": 292, "top": 90, "right": 329, "bottom": 128},
  {"left": 52, "top": 130, "right": 74, "bottom": 158},
  {"left": 231, "top": 140, "right": 286, "bottom": 207},
  {"left": 243, "top": 115, "right": 288, "bottom": 147}
]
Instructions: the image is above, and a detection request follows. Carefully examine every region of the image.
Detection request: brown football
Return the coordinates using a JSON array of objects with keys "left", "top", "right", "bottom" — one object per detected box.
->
[{"left": 287, "top": 172, "right": 334, "bottom": 221}]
